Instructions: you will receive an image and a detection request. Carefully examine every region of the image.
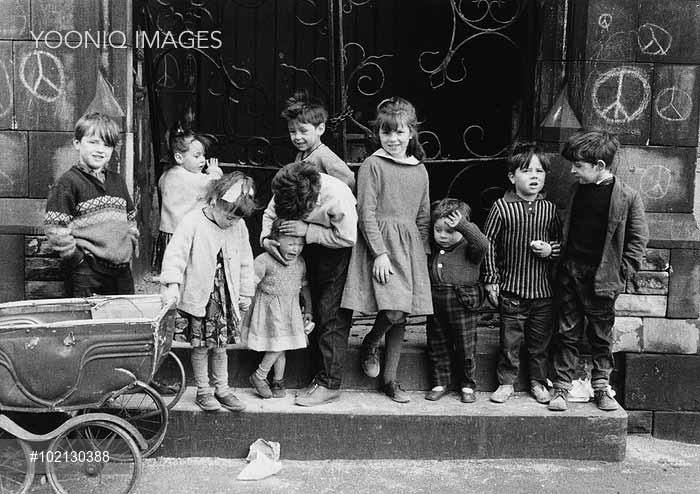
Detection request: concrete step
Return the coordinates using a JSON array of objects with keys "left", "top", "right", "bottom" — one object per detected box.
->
[
  {"left": 164, "top": 325, "right": 597, "bottom": 392},
  {"left": 158, "top": 387, "right": 627, "bottom": 461},
  {"left": 167, "top": 325, "right": 521, "bottom": 391}
]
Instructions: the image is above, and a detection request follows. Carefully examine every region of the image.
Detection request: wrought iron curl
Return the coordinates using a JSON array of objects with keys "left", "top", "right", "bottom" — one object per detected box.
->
[
  {"left": 462, "top": 124, "right": 508, "bottom": 158},
  {"left": 343, "top": 42, "right": 393, "bottom": 98},
  {"left": 419, "top": 0, "right": 523, "bottom": 89},
  {"left": 418, "top": 131, "right": 442, "bottom": 160}
]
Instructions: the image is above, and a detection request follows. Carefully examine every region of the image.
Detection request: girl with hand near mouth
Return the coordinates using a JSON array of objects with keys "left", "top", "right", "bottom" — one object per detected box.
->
[
  {"left": 153, "top": 124, "right": 223, "bottom": 272},
  {"left": 243, "top": 218, "right": 313, "bottom": 399}
]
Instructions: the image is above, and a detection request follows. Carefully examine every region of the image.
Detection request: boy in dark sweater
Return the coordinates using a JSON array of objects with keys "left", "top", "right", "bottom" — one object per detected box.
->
[
  {"left": 44, "top": 112, "right": 138, "bottom": 296},
  {"left": 483, "top": 142, "right": 562, "bottom": 405},
  {"left": 549, "top": 130, "right": 648, "bottom": 412},
  {"left": 425, "top": 198, "right": 490, "bottom": 403}
]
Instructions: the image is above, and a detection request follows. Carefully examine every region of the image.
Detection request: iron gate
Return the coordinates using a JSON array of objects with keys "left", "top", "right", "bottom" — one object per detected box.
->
[{"left": 135, "top": 0, "right": 535, "bottom": 225}]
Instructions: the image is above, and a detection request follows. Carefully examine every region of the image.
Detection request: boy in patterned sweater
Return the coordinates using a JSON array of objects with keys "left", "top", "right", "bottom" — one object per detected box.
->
[
  {"left": 44, "top": 112, "right": 139, "bottom": 296},
  {"left": 483, "top": 142, "right": 561, "bottom": 405}
]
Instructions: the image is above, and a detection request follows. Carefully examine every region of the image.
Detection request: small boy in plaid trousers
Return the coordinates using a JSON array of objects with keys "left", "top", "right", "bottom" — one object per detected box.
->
[{"left": 425, "top": 199, "right": 490, "bottom": 403}]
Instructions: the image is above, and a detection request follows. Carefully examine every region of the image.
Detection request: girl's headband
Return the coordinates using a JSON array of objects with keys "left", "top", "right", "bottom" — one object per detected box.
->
[{"left": 222, "top": 181, "right": 255, "bottom": 203}]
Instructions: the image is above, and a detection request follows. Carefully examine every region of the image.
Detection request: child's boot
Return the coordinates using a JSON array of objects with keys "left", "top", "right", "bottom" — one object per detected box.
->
[
  {"left": 530, "top": 380, "right": 551, "bottom": 404},
  {"left": 425, "top": 386, "right": 449, "bottom": 401},
  {"left": 271, "top": 379, "right": 286, "bottom": 398},
  {"left": 382, "top": 380, "right": 410, "bottom": 403},
  {"left": 215, "top": 391, "right": 246, "bottom": 412},
  {"left": 195, "top": 393, "right": 221, "bottom": 412},
  {"left": 249, "top": 373, "right": 273, "bottom": 399},
  {"left": 490, "top": 384, "right": 514, "bottom": 403},
  {"left": 593, "top": 387, "right": 620, "bottom": 411},
  {"left": 361, "top": 345, "right": 381, "bottom": 378},
  {"left": 548, "top": 388, "right": 569, "bottom": 411},
  {"left": 460, "top": 387, "right": 476, "bottom": 403}
]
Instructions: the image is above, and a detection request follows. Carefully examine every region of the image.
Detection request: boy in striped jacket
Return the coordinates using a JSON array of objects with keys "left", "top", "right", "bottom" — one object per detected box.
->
[{"left": 482, "top": 142, "right": 561, "bottom": 405}]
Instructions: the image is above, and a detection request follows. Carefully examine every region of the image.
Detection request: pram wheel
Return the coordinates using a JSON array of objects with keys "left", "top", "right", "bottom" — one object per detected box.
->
[
  {"left": 151, "top": 351, "right": 186, "bottom": 411},
  {"left": 0, "top": 430, "right": 34, "bottom": 494},
  {"left": 97, "top": 382, "right": 168, "bottom": 458},
  {"left": 46, "top": 419, "right": 142, "bottom": 494}
]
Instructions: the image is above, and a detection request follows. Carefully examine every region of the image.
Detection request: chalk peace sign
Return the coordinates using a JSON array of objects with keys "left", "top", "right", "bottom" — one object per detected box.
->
[
  {"left": 639, "top": 165, "right": 671, "bottom": 200},
  {"left": 592, "top": 67, "right": 650, "bottom": 124},
  {"left": 19, "top": 50, "right": 65, "bottom": 102},
  {"left": 655, "top": 87, "right": 692, "bottom": 122}
]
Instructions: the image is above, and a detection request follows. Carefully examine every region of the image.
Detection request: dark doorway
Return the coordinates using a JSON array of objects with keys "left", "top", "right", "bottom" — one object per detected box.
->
[{"left": 136, "top": 0, "right": 536, "bottom": 235}]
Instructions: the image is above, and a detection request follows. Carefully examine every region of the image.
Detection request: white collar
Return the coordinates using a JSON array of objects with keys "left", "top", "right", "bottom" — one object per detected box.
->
[{"left": 372, "top": 148, "right": 420, "bottom": 165}]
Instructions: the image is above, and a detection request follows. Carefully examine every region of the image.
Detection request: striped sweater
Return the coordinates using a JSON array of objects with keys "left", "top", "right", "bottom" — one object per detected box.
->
[
  {"left": 44, "top": 165, "right": 138, "bottom": 268},
  {"left": 482, "top": 190, "right": 561, "bottom": 299}
]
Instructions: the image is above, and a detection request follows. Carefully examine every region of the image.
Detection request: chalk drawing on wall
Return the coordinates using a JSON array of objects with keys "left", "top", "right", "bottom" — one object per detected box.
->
[
  {"left": 637, "top": 23, "right": 672, "bottom": 56},
  {"left": 598, "top": 14, "right": 612, "bottom": 31},
  {"left": 0, "top": 60, "right": 11, "bottom": 117},
  {"left": 639, "top": 165, "right": 671, "bottom": 199},
  {"left": 655, "top": 87, "right": 692, "bottom": 122},
  {"left": 591, "top": 66, "right": 650, "bottom": 124},
  {"left": 0, "top": 169, "right": 14, "bottom": 188},
  {"left": 157, "top": 53, "right": 179, "bottom": 88},
  {"left": 19, "top": 50, "right": 65, "bottom": 102}
]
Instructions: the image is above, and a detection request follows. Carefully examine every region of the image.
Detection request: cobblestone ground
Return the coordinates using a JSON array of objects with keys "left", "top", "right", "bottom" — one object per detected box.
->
[{"left": 134, "top": 435, "right": 700, "bottom": 494}]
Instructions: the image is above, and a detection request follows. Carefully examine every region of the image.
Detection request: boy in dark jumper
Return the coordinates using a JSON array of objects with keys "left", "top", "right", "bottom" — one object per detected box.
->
[
  {"left": 549, "top": 130, "right": 648, "bottom": 412},
  {"left": 425, "top": 199, "right": 490, "bottom": 403},
  {"left": 44, "top": 112, "right": 138, "bottom": 296}
]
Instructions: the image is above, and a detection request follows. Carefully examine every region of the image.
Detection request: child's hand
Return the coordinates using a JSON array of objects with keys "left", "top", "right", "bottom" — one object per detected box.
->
[
  {"left": 485, "top": 283, "right": 499, "bottom": 307},
  {"left": 205, "top": 158, "right": 221, "bottom": 174},
  {"left": 445, "top": 210, "right": 463, "bottom": 229},
  {"left": 372, "top": 253, "right": 394, "bottom": 284},
  {"left": 530, "top": 240, "right": 552, "bottom": 258},
  {"left": 280, "top": 220, "right": 308, "bottom": 237},
  {"left": 160, "top": 284, "right": 180, "bottom": 307},
  {"left": 239, "top": 296, "right": 252, "bottom": 312},
  {"left": 303, "top": 314, "right": 315, "bottom": 335},
  {"left": 303, "top": 312, "right": 313, "bottom": 325},
  {"left": 262, "top": 237, "right": 288, "bottom": 266}
]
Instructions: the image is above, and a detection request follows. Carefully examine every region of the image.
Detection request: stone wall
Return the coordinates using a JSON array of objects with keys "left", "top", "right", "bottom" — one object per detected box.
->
[
  {"left": 537, "top": 0, "right": 700, "bottom": 441},
  {"left": 0, "top": 0, "right": 134, "bottom": 301}
]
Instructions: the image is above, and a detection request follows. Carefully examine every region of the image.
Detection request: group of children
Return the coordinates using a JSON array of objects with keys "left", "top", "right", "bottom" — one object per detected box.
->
[{"left": 45, "top": 92, "right": 648, "bottom": 414}]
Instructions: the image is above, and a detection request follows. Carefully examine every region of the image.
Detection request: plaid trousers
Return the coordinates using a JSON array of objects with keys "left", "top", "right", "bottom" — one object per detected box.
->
[{"left": 427, "top": 284, "right": 482, "bottom": 389}]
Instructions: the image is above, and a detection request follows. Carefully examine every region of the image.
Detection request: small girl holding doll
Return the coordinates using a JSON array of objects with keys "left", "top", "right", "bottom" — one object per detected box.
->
[
  {"left": 341, "top": 97, "right": 433, "bottom": 403},
  {"left": 160, "top": 173, "right": 256, "bottom": 412},
  {"left": 153, "top": 125, "right": 223, "bottom": 272},
  {"left": 243, "top": 219, "right": 313, "bottom": 399}
]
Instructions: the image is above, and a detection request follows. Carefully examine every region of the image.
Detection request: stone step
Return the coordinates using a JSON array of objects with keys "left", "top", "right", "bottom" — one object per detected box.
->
[
  {"left": 158, "top": 387, "right": 627, "bottom": 461},
  {"left": 164, "top": 325, "right": 597, "bottom": 392},
  {"left": 166, "top": 325, "right": 534, "bottom": 392}
]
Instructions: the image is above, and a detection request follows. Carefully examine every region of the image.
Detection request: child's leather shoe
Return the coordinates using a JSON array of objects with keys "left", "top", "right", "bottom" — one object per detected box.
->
[
  {"left": 490, "top": 384, "right": 514, "bottom": 403},
  {"left": 361, "top": 345, "right": 381, "bottom": 378},
  {"left": 425, "top": 386, "right": 448, "bottom": 401},
  {"left": 383, "top": 381, "right": 410, "bottom": 403},
  {"left": 195, "top": 393, "right": 221, "bottom": 412},
  {"left": 460, "top": 387, "right": 476, "bottom": 403},
  {"left": 215, "top": 392, "right": 246, "bottom": 412},
  {"left": 270, "top": 379, "right": 286, "bottom": 398},
  {"left": 548, "top": 388, "right": 568, "bottom": 411},
  {"left": 594, "top": 388, "right": 620, "bottom": 411},
  {"left": 294, "top": 382, "right": 341, "bottom": 406},
  {"left": 249, "top": 373, "right": 273, "bottom": 399},
  {"left": 530, "top": 380, "right": 551, "bottom": 404}
]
